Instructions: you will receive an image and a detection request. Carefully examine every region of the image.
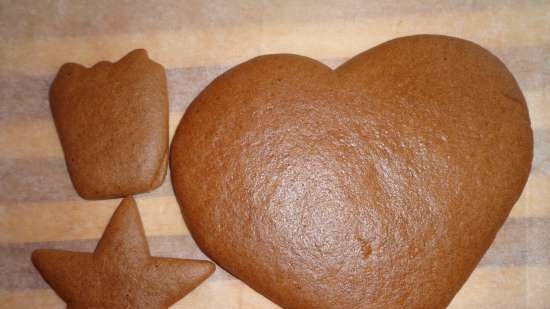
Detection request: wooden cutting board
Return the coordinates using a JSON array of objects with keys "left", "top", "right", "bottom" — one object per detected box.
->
[{"left": 1, "top": 1, "right": 549, "bottom": 308}]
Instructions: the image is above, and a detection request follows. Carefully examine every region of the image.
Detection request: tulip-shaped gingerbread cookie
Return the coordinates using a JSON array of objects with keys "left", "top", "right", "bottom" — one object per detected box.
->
[
  {"left": 32, "top": 197, "right": 215, "bottom": 309},
  {"left": 50, "top": 49, "right": 169, "bottom": 199}
]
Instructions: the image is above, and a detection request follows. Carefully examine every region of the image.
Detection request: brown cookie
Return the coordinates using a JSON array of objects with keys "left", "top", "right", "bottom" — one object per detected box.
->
[
  {"left": 32, "top": 197, "right": 215, "bottom": 309},
  {"left": 170, "top": 35, "right": 533, "bottom": 309},
  {"left": 50, "top": 49, "right": 169, "bottom": 199}
]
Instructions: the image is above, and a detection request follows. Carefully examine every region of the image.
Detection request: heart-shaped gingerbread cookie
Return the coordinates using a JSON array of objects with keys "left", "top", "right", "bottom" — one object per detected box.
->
[{"left": 170, "top": 35, "right": 533, "bottom": 309}]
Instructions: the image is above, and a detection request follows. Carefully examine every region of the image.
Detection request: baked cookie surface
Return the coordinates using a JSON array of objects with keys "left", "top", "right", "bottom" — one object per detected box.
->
[
  {"left": 50, "top": 49, "right": 169, "bottom": 199},
  {"left": 32, "top": 197, "right": 215, "bottom": 309},
  {"left": 171, "top": 35, "right": 533, "bottom": 309}
]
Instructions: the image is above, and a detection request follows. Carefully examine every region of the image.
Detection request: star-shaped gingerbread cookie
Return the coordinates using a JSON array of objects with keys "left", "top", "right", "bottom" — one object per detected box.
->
[{"left": 32, "top": 197, "right": 215, "bottom": 309}]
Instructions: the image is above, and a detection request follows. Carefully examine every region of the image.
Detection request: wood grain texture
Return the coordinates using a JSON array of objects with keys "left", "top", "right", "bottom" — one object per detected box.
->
[{"left": 0, "top": 1, "right": 548, "bottom": 308}]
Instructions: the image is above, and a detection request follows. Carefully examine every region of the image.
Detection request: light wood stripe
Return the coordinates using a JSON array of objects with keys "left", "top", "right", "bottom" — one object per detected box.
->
[
  {"left": 0, "top": 119, "right": 61, "bottom": 159},
  {"left": 2, "top": 4, "right": 549, "bottom": 76},
  {"left": 448, "top": 266, "right": 550, "bottom": 309},
  {"left": 239, "top": 283, "right": 281, "bottom": 309},
  {"left": 510, "top": 175, "right": 550, "bottom": 219},
  {"left": 0, "top": 196, "right": 188, "bottom": 244},
  {"left": 1, "top": 266, "right": 548, "bottom": 309},
  {"left": 175, "top": 279, "right": 251, "bottom": 309},
  {"left": 508, "top": 178, "right": 548, "bottom": 219},
  {"left": 2, "top": 85, "right": 548, "bottom": 160}
]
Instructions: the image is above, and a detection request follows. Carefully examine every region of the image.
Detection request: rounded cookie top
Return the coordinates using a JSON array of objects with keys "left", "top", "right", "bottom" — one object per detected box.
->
[
  {"left": 171, "top": 35, "right": 532, "bottom": 309},
  {"left": 50, "top": 49, "right": 169, "bottom": 199}
]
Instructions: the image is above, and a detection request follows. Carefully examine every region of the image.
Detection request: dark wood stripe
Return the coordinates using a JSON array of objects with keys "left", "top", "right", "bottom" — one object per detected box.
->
[
  {"left": 0, "top": 234, "right": 233, "bottom": 291},
  {"left": 0, "top": 158, "right": 174, "bottom": 204},
  {"left": 1, "top": 44, "right": 548, "bottom": 121},
  {"left": 1, "top": 217, "right": 548, "bottom": 291},
  {"left": 0, "top": 73, "right": 52, "bottom": 121},
  {"left": 493, "top": 44, "right": 550, "bottom": 92},
  {"left": 1, "top": 128, "right": 547, "bottom": 204},
  {"left": 478, "top": 217, "right": 550, "bottom": 267},
  {"left": 3, "top": 0, "right": 546, "bottom": 42},
  {"left": 0, "top": 59, "right": 343, "bottom": 121},
  {"left": 165, "top": 65, "right": 230, "bottom": 115},
  {"left": 534, "top": 129, "right": 550, "bottom": 177},
  {"left": 0, "top": 65, "right": 228, "bottom": 121}
]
